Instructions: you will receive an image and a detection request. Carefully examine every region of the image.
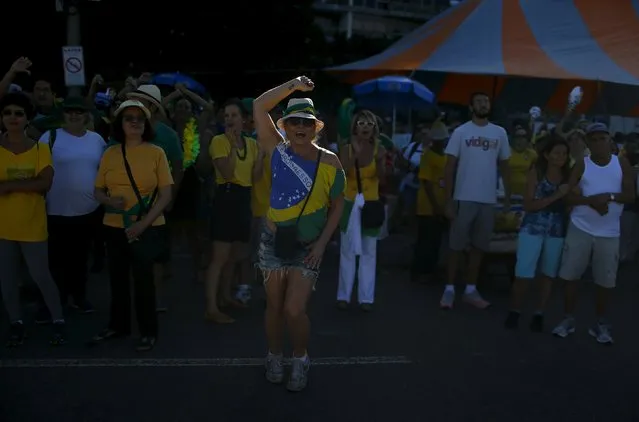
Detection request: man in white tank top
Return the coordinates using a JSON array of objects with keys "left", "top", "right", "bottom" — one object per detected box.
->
[{"left": 552, "top": 123, "right": 635, "bottom": 344}]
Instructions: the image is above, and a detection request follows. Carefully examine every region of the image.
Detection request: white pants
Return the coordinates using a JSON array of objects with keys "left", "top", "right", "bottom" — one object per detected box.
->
[{"left": 337, "top": 232, "right": 377, "bottom": 304}]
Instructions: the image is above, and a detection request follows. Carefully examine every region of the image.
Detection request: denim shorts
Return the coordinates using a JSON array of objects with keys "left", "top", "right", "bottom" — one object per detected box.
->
[
  {"left": 515, "top": 232, "right": 565, "bottom": 279},
  {"left": 257, "top": 224, "right": 319, "bottom": 286}
]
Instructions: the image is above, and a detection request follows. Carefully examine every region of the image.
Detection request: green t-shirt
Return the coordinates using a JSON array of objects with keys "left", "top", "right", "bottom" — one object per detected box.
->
[{"left": 107, "top": 121, "right": 183, "bottom": 164}]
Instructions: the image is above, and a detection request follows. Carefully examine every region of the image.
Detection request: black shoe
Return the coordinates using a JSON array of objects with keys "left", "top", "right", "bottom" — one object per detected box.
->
[
  {"left": 87, "top": 328, "right": 127, "bottom": 347},
  {"left": 529, "top": 314, "right": 544, "bottom": 333},
  {"left": 336, "top": 301, "right": 348, "bottom": 310},
  {"left": 504, "top": 311, "right": 520, "bottom": 330},
  {"left": 70, "top": 299, "right": 95, "bottom": 314},
  {"left": 50, "top": 321, "right": 67, "bottom": 346},
  {"left": 6, "top": 322, "right": 26, "bottom": 347},
  {"left": 359, "top": 303, "right": 373, "bottom": 312},
  {"left": 135, "top": 337, "right": 156, "bottom": 352}
]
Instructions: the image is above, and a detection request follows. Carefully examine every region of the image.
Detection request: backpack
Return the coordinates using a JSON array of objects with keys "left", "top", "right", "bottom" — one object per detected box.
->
[{"left": 48, "top": 128, "right": 58, "bottom": 151}]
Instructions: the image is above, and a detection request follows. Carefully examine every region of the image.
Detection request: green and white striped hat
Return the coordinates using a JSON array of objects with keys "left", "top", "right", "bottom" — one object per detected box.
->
[{"left": 277, "top": 98, "right": 324, "bottom": 132}]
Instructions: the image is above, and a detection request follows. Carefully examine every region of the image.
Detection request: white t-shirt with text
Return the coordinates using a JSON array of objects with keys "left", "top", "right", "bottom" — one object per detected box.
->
[{"left": 444, "top": 121, "right": 510, "bottom": 204}]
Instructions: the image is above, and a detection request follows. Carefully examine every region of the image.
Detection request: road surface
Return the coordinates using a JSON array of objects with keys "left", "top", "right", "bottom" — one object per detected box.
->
[{"left": 1, "top": 240, "right": 638, "bottom": 422}]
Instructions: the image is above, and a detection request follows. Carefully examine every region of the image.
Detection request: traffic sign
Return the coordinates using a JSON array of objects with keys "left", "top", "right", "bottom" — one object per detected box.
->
[{"left": 62, "top": 46, "right": 86, "bottom": 87}]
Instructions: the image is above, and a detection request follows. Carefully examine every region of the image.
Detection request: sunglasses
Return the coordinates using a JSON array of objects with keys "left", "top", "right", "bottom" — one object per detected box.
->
[
  {"left": 356, "top": 121, "right": 375, "bottom": 127},
  {"left": 2, "top": 109, "right": 25, "bottom": 117},
  {"left": 123, "top": 114, "right": 146, "bottom": 123},
  {"left": 287, "top": 117, "right": 315, "bottom": 127}
]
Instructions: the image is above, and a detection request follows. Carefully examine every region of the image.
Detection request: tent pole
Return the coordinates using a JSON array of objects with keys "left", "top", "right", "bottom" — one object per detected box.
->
[{"left": 392, "top": 105, "right": 397, "bottom": 136}]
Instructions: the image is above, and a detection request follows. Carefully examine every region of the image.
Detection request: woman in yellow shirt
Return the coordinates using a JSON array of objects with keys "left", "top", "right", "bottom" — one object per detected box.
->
[
  {"left": 509, "top": 127, "right": 537, "bottom": 196},
  {"left": 204, "top": 98, "right": 262, "bottom": 323},
  {"left": 91, "top": 100, "right": 174, "bottom": 352},
  {"left": 254, "top": 77, "right": 345, "bottom": 392},
  {"left": 412, "top": 121, "right": 449, "bottom": 283},
  {"left": 0, "top": 93, "right": 66, "bottom": 347},
  {"left": 337, "top": 109, "right": 386, "bottom": 311}
]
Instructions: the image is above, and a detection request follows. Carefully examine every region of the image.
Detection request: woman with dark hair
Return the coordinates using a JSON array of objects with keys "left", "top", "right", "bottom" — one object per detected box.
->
[
  {"left": 203, "top": 98, "right": 262, "bottom": 323},
  {"left": 0, "top": 93, "right": 66, "bottom": 347},
  {"left": 505, "top": 139, "right": 571, "bottom": 332},
  {"left": 254, "top": 77, "right": 345, "bottom": 392},
  {"left": 336, "top": 109, "right": 386, "bottom": 311},
  {"left": 91, "top": 100, "right": 174, "bottom": 352}
]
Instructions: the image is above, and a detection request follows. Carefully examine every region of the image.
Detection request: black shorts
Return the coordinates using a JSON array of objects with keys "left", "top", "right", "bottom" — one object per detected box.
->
[{"left": 210, "top": 183, "right": 252, "bottom": 243}]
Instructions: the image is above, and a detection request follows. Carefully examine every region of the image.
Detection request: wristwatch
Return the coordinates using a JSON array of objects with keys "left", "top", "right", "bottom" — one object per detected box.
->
[{"left": 609, "top": 193, "right": 616, "bottom": 202}]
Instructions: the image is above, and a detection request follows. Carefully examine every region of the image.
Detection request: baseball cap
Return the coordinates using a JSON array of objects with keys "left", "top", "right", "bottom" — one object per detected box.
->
[{"left": 586, "top": 122, "right": 609, "bottom": 135}]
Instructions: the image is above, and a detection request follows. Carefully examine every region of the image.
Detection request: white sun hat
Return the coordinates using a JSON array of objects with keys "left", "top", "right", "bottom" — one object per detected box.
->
[
  {"left": 114, "top": 100, "right": 151, "bottom": 120},
  {"left": 126, "top": 84, "right": 166, "bottom": 117}
]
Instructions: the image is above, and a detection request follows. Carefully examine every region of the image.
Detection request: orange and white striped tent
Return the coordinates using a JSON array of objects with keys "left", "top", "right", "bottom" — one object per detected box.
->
[{"left": 329, "top": 0, "right": 639, "bottom": 116}]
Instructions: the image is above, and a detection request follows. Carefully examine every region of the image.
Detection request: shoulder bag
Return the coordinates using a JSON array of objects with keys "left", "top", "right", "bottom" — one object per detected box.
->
[
  {"left": 355, "top": 159, "right": 386, "bottom": 229},
  {"left": 274, "top": 150, "right": 322, "bottom": 260},
  {"left": 121, "top": 144, "right": 168, "bottom": 262}
]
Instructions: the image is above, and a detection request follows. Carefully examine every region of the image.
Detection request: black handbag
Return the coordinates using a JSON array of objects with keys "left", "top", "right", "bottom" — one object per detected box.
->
[
  {"left": 274, "top": 150, "right": 322, "bottom": 260},
  {"left": 122, "top": 144, "right": 168, "bottom": 262},
  {"left": 355, "top": 159, "right": 386, "bottom": 229}
]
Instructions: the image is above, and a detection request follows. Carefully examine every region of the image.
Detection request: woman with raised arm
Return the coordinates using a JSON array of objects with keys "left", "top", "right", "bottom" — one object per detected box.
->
[{"left": 253, "top": 76, "right": 345, "bottom": 392}]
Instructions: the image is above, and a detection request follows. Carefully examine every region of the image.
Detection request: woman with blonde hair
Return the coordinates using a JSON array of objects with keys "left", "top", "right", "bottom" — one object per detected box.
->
[
  {"left": 336, "top": 109, "right": 386, "bottom": 311},
  {"left": 253, "top": 76, "right": 345, "bottom": 392}
]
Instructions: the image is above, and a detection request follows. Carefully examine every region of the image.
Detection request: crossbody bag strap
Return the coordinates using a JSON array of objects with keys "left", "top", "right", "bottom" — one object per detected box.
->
[
  {"left": 295, "top": 150, "right": 322, "bottom": 224},
  {"left": 121, "top": 144, "right": 157, "bottom": 218},
  {"left": 354, "top": 159, "right": 363, "bottom": 194}
]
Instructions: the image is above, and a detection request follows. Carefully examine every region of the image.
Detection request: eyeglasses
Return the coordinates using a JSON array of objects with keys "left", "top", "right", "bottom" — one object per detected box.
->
[
  {"left": 2, "top": 109, "right": 25, "bottom": 117},
  {"left": 287, "top": 117, "right": 315, "bottom": 127},
  {"left": 356, "top": 121, "right": 375, "bottom": 127},
  {"left": 123, "top": 115, "right": 146, "bottom": 123}
]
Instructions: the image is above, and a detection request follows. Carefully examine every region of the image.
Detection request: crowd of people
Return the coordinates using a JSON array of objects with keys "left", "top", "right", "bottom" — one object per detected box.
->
[{"left": 0, "top": 56, "right": 636, "bottom": 392}]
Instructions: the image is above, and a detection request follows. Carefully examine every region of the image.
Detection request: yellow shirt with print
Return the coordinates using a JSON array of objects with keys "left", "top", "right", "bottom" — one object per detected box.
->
[
  {"left": 0, "top": 143, "right": 51, "bottom": 242},
  {"left": 416, "top": 150, "right": 446, "bottom": 216},
  {"left": 509, "top": 148, "right": 537, "bottom": 196},
  {"left": 95, "top": 143, "right": 174, "bottom": 228},
  {"left": 209, "top": 134, "right": 258, "bottom": 187},
  {"left": 251, "top": 153, "right": 271, "bottom": 217},
  {"left": 344, "top": 143, "right": 379, "bottom": 201}
]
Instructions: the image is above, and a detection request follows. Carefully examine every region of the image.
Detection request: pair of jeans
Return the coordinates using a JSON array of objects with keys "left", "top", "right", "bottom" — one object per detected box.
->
[
  {"left": 104, "top": 225, "right": 158, "bottom": 337},
  {"left": 47, "top": 208, "right": 102, "bottom": 304},
  {"left": 411, "top": 216, "right": 447, "bottom": 277}
]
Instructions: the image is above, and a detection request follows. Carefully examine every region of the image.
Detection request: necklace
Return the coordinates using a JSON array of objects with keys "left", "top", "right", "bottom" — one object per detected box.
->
[{"left": 235, "top": 136, "right": 247, "bottom": 161}]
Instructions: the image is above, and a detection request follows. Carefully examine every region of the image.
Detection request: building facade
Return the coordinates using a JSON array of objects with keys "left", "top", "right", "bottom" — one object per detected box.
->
[{"left": 313, "top": 0, "right": 451, "bottom": 39}]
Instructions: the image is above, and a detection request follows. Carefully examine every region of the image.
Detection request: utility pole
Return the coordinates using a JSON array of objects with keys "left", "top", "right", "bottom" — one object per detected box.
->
[{"left": 66, "top": 1, "right": 82, "bottom": 96}]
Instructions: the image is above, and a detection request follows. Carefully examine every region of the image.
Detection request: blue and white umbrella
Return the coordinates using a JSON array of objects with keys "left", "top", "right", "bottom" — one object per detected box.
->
[
  {"left": 353, "top": 76, "right": 435, "bottom": 135},
  {"left": 151, "top": 72, "right": 207, "bottom": 96},
  {"left": 353, "top": 76, "right": 435, "bottom": 110}
]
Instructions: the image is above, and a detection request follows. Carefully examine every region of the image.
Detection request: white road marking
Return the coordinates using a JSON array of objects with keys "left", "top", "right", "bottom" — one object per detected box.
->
[{"left": 0, "top": 356, "right": 413, "bottom": 368}]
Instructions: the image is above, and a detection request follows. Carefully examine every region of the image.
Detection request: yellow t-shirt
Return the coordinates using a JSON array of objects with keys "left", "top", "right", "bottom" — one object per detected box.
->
[
  {"left": 509, "top": 148, "right": 537, "bottom": 196},
  {"left": 0, "top": 143, "right": 51, "bottom": 242},
  {"left": 209, "top": 134, "right": 258, "bottom": 187},
  {"left": 416, "top": 150, "right": 446, "bottom": 216},
  {"left": 95, "top": 143, "right": 174, "bottom": 228},
  {"left": 345, "top": 144, "right": 379, "bottom": 201}
]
